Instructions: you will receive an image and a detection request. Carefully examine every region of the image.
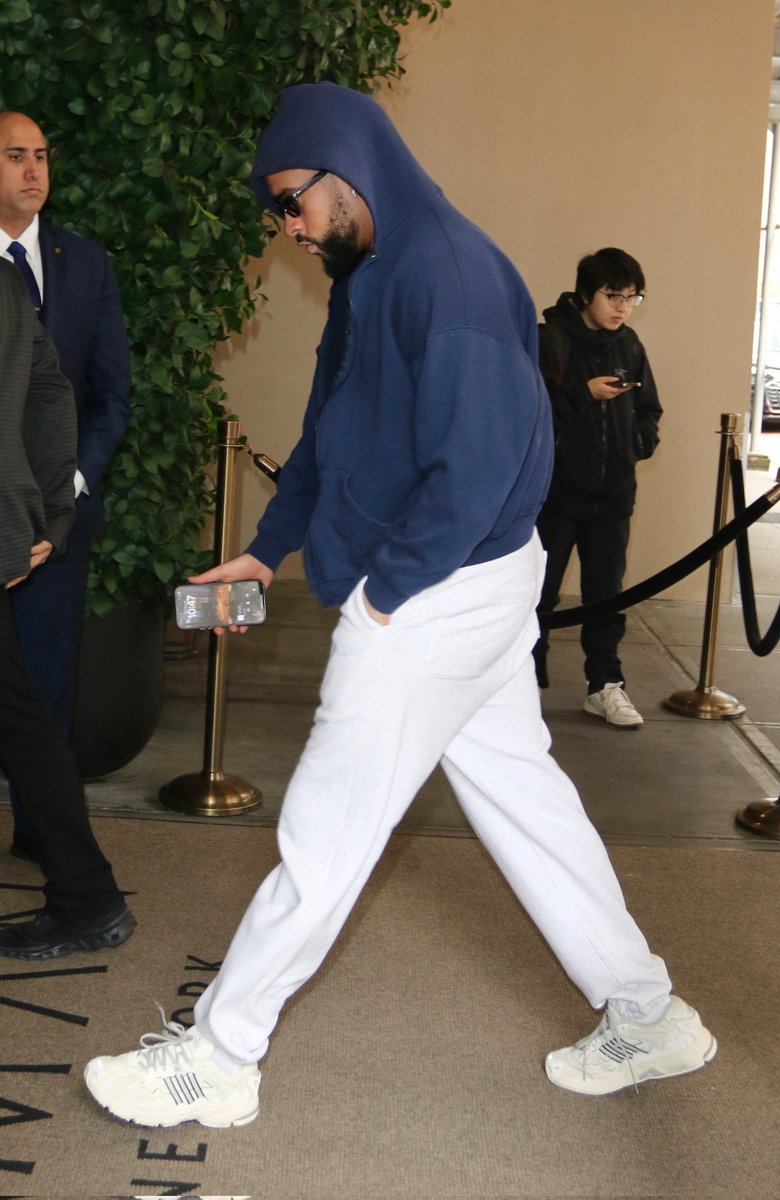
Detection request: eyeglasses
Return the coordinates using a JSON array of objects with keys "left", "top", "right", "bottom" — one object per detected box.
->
[
  {"left": 599, "top": 290, "right": 644, "bottom": 309},
  {"left": 274, "top": 169, "right": 328, "bottom": 218}
]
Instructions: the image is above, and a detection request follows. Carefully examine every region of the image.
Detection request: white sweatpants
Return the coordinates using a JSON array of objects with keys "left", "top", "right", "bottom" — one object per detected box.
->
[{"left": 195, "top": 534, "right": 671, "bottom": 1064}]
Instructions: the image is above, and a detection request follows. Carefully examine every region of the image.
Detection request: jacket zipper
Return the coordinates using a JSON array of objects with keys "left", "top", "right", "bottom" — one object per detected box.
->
[{"left": 314, "top": 253, "right": 376, "bottom": 434}]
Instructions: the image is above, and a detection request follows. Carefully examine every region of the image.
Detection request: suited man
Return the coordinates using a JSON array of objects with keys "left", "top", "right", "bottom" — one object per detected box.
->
[
  {"left": 0, "top": 111, "right": 131, "bottom": 861},
  {"left": 0, "top": 258, "right": 135, "bottom": 959}
]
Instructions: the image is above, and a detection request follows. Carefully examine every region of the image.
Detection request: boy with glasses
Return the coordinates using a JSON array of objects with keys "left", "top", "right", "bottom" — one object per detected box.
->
[{"left": 533, "top": 248, "right": 662, "bottom": 729}]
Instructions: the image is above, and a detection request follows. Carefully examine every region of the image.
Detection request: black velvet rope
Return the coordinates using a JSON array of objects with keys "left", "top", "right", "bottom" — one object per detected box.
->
[
  {"left": 728, "top": 459, "right": 780, "bottom": 656},
  {"left": 540, "top": 466, "right": 780, "bottom": 646}
]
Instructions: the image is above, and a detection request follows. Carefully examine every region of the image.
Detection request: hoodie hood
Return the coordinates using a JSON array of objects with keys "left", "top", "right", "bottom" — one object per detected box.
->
[
  {"left": 543, "top": 291, "right": 628, "bottom": 347},
  {"left": 251, "top": 82, "right": 439, "bottom": 246}
]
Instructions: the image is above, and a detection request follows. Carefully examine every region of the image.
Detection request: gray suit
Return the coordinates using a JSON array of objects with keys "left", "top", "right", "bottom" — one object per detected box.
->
[
  {"left": 0, "top": 258, "right": 76, "bottom": 583},
  {"left": 0, "top": 258, "right": 125, "bottom": 925}
]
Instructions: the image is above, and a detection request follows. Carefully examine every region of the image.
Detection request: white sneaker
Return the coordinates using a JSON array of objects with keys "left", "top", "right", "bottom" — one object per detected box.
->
[
  {"left": 84, "top": 1011, "right": 260, "bottom": 1128},
  {"left": 583, "top": 682, "right": 644, "bottom": 728},
  {"left": 545, "top": 995, "right": 717, "bottom": 1095}
]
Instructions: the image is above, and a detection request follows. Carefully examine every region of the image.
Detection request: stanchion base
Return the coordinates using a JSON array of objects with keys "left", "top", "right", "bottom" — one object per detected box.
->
[
  {"left": 159, "top": 773, "right": 263, "bottom": 817},
  {"left": 735, "top": 798, "right": 780, "bottom": 841},
  {"left": 662, "top": 687, "right": 745, "bottom": 720}
]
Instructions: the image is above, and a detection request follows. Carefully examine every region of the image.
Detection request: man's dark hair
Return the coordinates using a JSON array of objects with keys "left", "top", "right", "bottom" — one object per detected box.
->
[{"left": 574, "top": 247, "right": 645, "bottom": 308}]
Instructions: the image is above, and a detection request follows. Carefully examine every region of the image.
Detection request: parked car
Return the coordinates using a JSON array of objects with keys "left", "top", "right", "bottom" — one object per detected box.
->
[
  {"left": 753, "top": 297, "right": 780, "bottom": 429},
  {"left": 751, "top": 366, "right": 780, "bottom": 430}
]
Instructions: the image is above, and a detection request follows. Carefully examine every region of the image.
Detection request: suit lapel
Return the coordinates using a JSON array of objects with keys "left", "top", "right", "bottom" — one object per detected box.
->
[{"left": 38, "top": 221, "right": 64, "bottom": 334}]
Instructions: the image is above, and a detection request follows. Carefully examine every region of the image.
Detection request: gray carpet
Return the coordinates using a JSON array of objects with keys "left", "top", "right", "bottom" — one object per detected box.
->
[{"left": 1, "top": 812, "right": 778, "bottom": 1198}]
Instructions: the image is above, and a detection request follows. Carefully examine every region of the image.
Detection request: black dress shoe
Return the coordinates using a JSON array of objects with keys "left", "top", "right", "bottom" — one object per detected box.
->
[
  {"left": 0, "top": 905, "right": 136, "bottom": 960},
  {"left": 9, "top": 834, "right": 40, "bottom": 865}
]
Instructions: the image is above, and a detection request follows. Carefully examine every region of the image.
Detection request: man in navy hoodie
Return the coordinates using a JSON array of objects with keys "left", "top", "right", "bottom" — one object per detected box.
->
[{"left": 85, "top": 84, "right": 714, "bottom": 1127}]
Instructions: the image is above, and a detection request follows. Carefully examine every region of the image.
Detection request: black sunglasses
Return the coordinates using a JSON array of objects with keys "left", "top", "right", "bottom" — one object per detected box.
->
[{"left": 275, "top": 169, "right": 328, "bottom": 218}]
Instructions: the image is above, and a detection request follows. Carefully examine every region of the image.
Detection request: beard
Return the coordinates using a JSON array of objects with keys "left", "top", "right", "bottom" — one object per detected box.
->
[
  {"left": 318, "top": 224, "right": 364, "bottom": 280},
  {"left": 296, "top": 191, "right": 365, "bottom": 280}
]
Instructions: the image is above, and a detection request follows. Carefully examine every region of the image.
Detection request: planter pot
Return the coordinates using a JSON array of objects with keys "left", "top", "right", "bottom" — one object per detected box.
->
[{"left": 72, "top": 598, "right": 165, "bottom": 779}]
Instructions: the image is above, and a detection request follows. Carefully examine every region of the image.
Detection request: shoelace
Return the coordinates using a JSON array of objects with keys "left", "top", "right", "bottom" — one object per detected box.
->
[
  {"left": 136, "top": 1003, "right": 196, "bottom": 1071},
  {"left": 577, "top": 1008, "right": 640, "bottom": 1094},
  {"left": 607, "top": 687, "right": 638, "bottom": 716}
]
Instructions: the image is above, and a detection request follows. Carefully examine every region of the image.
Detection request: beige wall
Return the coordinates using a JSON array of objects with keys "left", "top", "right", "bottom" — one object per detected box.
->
[{"left": 218, "top": 0, "right": 774, "bottom": 598}]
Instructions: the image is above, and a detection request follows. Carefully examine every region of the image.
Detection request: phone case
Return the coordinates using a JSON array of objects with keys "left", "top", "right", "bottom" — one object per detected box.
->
[{"left": 174, "top": 581, "right": 267, "bottom": 629}]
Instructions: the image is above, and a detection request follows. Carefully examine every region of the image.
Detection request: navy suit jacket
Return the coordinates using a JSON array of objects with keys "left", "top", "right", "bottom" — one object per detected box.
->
[{"left": 39, "top": 221, "right": 131, "bottom": 539}]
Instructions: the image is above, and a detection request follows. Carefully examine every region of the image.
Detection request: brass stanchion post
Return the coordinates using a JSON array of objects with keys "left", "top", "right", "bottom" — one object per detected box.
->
[
  {"left": 663, "top": 413, "right": 746, "bottom": 719},
  {"left": 159, "top": 419, "right": 263, "bottom": 816},
  {"left": 735, "top": 795, "right": 780, "bottom": 840}
]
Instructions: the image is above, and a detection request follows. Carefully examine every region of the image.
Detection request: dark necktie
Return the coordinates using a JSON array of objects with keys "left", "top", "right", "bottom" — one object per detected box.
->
[{"left": 7, "top": 241, "right": 42, "bottom": 311}]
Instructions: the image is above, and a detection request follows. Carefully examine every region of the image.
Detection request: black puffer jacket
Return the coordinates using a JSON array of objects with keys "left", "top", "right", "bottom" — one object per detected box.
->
[{"left": 538, "top": 293, "right": 662, "bottom": 520}]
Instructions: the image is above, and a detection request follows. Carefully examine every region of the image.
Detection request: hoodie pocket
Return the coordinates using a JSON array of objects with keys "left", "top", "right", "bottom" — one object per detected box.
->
[{"left": 306, "top": 469, "right": 391, "bottom": 588}]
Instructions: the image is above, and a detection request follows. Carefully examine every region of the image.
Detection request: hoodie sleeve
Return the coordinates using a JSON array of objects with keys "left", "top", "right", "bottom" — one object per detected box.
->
[
  {"left": 245, "top": 277, "right": 351, "bottom": 571},
  {"left": 363, "top": 326, "right": 551, "bottom": 613},
  {"left": 244, "top": 385, "right": 319, "bottom": 570}
]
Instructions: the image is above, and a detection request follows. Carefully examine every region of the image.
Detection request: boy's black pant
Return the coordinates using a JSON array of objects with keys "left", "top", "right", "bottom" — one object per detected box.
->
[{"left": 535, "top": 508, "right": 631, "bottom": 692}]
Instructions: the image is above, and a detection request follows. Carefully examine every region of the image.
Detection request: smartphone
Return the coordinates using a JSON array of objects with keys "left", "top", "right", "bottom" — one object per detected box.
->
[
  {"left": 174, "top": 580, "right": 267, "bottom": 630},
  {"left": 611, "top": 379, "right": 641, "bottom": 390}
]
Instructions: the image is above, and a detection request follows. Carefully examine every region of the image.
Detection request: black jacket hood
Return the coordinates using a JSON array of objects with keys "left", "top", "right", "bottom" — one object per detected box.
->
[
  {"left": 251, "top": 82, "right": 439, "bottom": 246},
  {"left": 543, "top": 291, "right": 628, "bottom": 348}
]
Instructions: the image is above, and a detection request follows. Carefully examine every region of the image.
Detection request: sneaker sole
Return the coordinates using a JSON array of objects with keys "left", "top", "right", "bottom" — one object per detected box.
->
[
  {"left": 85, "top": 1081, "right": 260, "bottom": 1129},
  {"left": 547, "top": 1032, "right": 718, "bottom": 1095},
  {"left": 0, "top": 911, "right": 136, "bottom": 961},
  {"left": 96, "top": 1104, "right": 259, "bottom": 1129}
]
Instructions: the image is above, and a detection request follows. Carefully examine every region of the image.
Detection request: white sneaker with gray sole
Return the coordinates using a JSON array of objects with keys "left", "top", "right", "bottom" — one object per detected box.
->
[
  {"left": 545, "top": 995, "right": 717, "bottom": 1095},
  {"left": 85, "top": 1011, "right": 260, "bottom": 1128},
  {"left": 583, "top": 682, "right": 643, "bottom": 728}
]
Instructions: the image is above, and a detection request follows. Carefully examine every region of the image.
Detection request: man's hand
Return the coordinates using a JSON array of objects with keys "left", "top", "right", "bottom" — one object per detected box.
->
[
  {"left": 188, "top": 553, "right": 273, "bottom": 634},
  {"left": 3, "top": 540, "right": 54, "bottom": 589},
  {"left": 30, "top": 540, "right": 53, "bottom": 571},
  {"left": 363, "top": 594, "right": 391, "bottom": 626}
]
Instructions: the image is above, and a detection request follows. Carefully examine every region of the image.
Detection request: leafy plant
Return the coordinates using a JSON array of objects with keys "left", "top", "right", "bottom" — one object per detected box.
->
[{"left": 0, "top": 0, "right": 450, "bottom": 615}]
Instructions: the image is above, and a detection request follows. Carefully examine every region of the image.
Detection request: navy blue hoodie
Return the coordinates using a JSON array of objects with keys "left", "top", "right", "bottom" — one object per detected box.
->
[{"left": 247, "top": 83, "right": 553, "bottom": 613}]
